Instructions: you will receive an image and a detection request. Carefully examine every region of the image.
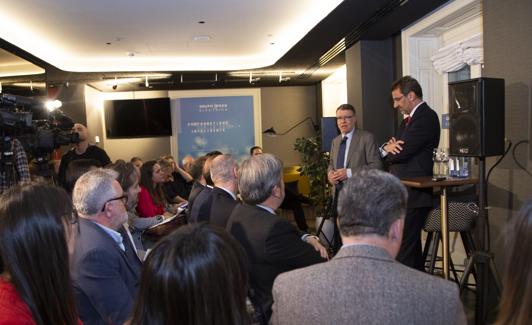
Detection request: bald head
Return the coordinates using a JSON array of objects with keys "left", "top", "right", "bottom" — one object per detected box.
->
[{"left": 72, "top": 123, "right": 89, "bottom": 142}]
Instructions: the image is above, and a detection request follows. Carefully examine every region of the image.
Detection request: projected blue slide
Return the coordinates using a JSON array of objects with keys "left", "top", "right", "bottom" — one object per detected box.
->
[{"left": 176, "top": 96, "right": 255, "bottom": 162}]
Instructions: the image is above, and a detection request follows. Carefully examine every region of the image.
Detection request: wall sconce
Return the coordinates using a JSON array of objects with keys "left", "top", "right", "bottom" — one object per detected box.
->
[{"left": 263, "top": 117, "right": 319, "bottom": 137}]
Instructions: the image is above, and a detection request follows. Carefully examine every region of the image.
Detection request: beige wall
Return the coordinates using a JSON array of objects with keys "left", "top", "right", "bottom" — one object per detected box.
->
[
  {"left": 261, "top": 85, "right": 318, "bottom": 166},
  {"left": 482, "top": 0, "right": 532, "bottom": 271}
]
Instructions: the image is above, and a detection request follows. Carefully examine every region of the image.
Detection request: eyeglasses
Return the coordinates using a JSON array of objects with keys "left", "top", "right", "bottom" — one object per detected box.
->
[
  {"left": 336, "top": 116, "right": 354, "bottom": 121},
  {"left": 101, "top": 194, "right": 128, "bottom": 212}
]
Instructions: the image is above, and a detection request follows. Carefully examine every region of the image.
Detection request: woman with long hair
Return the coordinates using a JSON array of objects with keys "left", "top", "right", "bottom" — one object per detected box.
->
[
  {"left": 0, "top": 183, "right": 81, "bottom": 325},
  {"left": 108, "top": 161, "right": 164, "bottom": 256},
  {"left": 494, "top": 200, "right": 532, "bottom": 325},
  {"left": 129, "top": 224, "right": 250, "bottom": 325},
  {"left": 136, "top": 160, "right": 175, "bottom": 218}
]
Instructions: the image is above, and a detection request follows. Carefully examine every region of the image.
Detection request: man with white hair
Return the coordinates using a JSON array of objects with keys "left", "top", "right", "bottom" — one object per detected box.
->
[
  {"left": 227, "top": 153, "right": 327, "bottom": 323},
  {"left": 71, "top": 169, "right": 141, "bottom": 325}
]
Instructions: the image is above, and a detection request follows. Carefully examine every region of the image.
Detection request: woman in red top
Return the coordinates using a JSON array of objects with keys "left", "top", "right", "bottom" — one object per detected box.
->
[
  {"left": 0, "top": 184, "right": 81, "bottom": 325},
  {"left": 137, "top": 160, "right": 173, "bottom": 218}
]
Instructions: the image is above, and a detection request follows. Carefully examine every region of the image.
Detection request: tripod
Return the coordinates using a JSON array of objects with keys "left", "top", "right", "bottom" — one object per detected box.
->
[
  {"left": 467, "top": 157, "right": 501, "bottom": 325},
  {"left": 315, "top": 187, "right": 342, "bottom": 255}
]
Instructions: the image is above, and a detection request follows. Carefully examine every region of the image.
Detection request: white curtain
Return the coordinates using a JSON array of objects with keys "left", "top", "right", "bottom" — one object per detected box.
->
[{"left": 431, "top": 33, "right": 483, "bottom": 74}]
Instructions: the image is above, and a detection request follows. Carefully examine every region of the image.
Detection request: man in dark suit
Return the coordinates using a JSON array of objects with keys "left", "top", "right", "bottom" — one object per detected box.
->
[
  {"left": 190, "top": 154, "right": 239, "bottom": 227},
  {"left": 325, "top": 104, "right": 382, "bottom": 248},
  {"left": 382, "top": 76, "right": 440, "bottom": 270},
  {"left": 271, "top": 169, "right": 466, "bottom": 325},
  {"left": 71, "top": 169, "right": 142, "bottom": 325},
  {"left": 226, "top": 153, "right": 328, "bottom": 323}
]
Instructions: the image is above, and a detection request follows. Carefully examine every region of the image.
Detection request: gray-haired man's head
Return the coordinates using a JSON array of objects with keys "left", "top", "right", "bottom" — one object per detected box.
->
[
  {"left": 238, "top": 153, "right": 283, "bottom": 205},
  {"left": 73, "top": 168, "right": 120, "bottom": 216},
  {"left": 210, "top": 154, "right": 238, "bottom": 185},
  {"left": 337, "top": 169, "right": 407, "bottom": 237}
]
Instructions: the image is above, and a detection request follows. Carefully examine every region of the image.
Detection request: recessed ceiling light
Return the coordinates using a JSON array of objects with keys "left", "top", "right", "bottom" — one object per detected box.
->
[{"left": 193, "top": 35, "right": 211, "bottom": 42}]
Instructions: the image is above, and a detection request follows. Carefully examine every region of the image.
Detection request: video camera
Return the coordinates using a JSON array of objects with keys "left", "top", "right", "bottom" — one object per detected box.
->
[{"left": 0, "top": 93, "right": 79, "bottom": 173}]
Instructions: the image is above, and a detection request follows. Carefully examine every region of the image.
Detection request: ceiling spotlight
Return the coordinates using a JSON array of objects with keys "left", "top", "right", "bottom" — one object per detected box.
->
[
  {"left": 249, "top": 72, "right": 260, "bottom": 84},
  {"left": 112, "top": 76, "right": 118, "bottom": 90},
  {"left": 279, "top": 71, "right": 290, "bottom": 83},
  {"left": 145, "top": 75, "right": 149, "bottom": 88},
  {"left": 45, "top": 99, "right": 62, "bottom": 112}
]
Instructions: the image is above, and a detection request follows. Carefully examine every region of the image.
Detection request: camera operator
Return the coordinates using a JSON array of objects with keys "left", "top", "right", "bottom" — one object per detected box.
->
[
  {"left": 0, "top": 137, "right": 31, "bottom": 193},
  {"left": 58, "top": 123, "right": 111, "bottom": 188}
]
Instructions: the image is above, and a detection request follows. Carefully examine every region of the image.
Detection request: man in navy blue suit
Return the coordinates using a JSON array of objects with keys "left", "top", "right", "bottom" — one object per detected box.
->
[
  {"left": 71, "top": 169, "right": 142, "bottom": 325},
  {"left": 382, "top": 76, "right": 440, "bottom": 271},
  {"left": 189, "top": 154, "right": 240, "bottom": 227}
]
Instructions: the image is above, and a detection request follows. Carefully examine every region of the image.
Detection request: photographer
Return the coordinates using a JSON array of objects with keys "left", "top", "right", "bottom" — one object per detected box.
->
[
  {"left": 58, "top": 123, "right": 110, "bottom": 188},
  {"left": 0, "top": 137, "right": 30, "bottom": 193}
]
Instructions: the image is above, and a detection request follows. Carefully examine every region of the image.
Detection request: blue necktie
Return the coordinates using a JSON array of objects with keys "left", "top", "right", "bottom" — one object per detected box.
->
[{"left": 336, "top": 136, "right": 348, "bottom": 169}]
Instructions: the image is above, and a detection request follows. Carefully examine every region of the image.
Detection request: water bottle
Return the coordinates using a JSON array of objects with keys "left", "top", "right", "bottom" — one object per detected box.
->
[
  {"left": 449, "top": 157, "right": 458, "bottom": 177},
  {"left": 459, "top": 157, "right": 469, "bottom": 178}
]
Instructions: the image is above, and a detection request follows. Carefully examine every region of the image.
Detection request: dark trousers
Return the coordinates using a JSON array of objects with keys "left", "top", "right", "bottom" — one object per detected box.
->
[
  {"left": 397, "top": 207, "right": 431, "bottom": 271},
  {"left": 280, "top": 188, "right": 309, "bottom": 231}
]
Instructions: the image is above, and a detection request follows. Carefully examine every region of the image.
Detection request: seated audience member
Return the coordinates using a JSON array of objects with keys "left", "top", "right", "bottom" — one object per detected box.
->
[
  {"left": 271, "top": 169, "right": 466, "bottom": 325},
  {"left": 159, "top": 155, "right": 193, "bottom": 203},
  {"left": 189, "top": 152, "right": 223, "bottom": 222},
  {"left": 136, "top": 160, "right": 176, "bottom": 218},
  {"left": 129, "top": 224, "right": 250, "bottom": 325},
  {"left": 0, "top": 183, "right": 81, "bottom": 325},
  {"left": 190, "top": 154, "right": 239, "bottom": 226},
  {"left": 71, "top": 169, "right": 142, "bottom": 325},
  {"left": 130, "top": 156, "right": 143, "bottom": 169},
  {"left": 494, "top": 200, "right": 532, "bottom": 325},
  {"left": 58, "top": 123, "right": 111, "bottom": 187},
  {"left": 250, "top": 146, "right": 309, "bottom": 232},
  {"left": 188, "top": 151, "right": 222, "bottom": 215},
  {"left": 64, "top": 158, "right": 101, "bottom": 195},
  {"left": 181, "top": 155, "right": 194, "bottom": 174},
  {"left": 186, "top": 155, "right": 208, "bottom": 211},
  {"left": 108, "top": 161, "right": 164, "bottom": 257},
  {"left": 226, "top": 153, "right": 327, "bottom": 323},
  {"left": 250, "top": 145, "right": 263, "bottom": 156}
]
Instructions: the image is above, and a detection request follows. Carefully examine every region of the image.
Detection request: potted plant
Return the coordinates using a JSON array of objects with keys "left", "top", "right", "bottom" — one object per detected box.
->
[{"left": 294, "top": 133, "right": 331, "bottom": 216}]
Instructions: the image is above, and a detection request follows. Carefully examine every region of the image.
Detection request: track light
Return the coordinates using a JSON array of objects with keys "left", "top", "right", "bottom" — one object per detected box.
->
[
  {"left": 279, "top": 71, "right": 290, "bottom": 83},
  {"left": 249, "top": 72, "right": 260, "bottom": 84},
  {"left": 112, "top": 76, "right": 118, "bottom": 90}
]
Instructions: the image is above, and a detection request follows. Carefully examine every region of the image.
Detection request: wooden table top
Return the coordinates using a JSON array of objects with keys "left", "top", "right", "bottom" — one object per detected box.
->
[{"left": 400, "top": 176, "right": 479, "bottom": 189}]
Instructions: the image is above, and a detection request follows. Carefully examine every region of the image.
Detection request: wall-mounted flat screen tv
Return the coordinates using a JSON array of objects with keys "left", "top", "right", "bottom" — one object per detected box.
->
[{"left": 104, "top": 98, "right": 172, "bottom": 138}]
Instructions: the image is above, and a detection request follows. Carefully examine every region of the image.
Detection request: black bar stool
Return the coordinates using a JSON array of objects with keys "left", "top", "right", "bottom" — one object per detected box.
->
[{"left": 422, "top": 201, "right": 479, "bottom": 287}]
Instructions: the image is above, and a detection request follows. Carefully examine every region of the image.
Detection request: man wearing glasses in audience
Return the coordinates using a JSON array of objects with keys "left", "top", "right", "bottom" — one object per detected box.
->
[{"left": 71, "top": 169, "right": 141, "bottom": 325}]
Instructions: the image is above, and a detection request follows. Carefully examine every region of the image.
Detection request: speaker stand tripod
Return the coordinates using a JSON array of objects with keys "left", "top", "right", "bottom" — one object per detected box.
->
[{"left": 467, "top": 157, "right": 501, "bottom": 325}]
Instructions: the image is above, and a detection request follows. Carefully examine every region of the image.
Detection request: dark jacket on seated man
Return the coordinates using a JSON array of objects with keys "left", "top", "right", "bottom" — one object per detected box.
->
[
  {"left": 227, "top": 203, "right": 323, "bottom": 322},
  {"left": 71, "top": 219, "right": 141, "bottom": 325}
]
